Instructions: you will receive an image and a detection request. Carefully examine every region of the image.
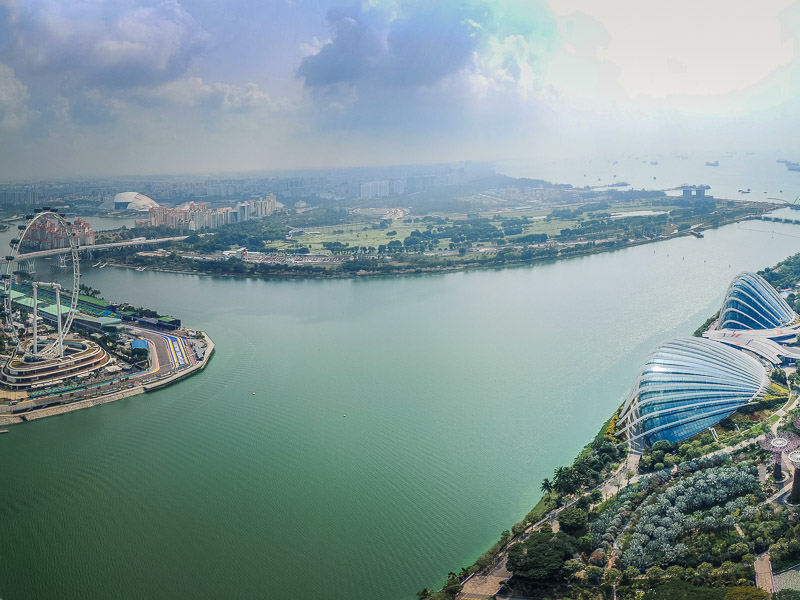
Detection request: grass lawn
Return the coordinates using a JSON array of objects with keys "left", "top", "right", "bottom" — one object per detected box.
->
[
  {"left": 525, "top": 493, "right": 557, "bottom": 524},
  {"left": 257, "top": 199, "right": 698, "bottom": 255}
]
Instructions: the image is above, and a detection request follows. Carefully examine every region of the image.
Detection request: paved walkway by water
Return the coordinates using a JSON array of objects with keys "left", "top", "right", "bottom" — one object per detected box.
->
[
  {"left": 457, "top": 452, "right": 641, "bottom": 600},
  {"left": 456, "top": 392, "right": 798, "bottom": 600},
  {"left": 755, "top": 552, "right": 776, "bottom": 594}
]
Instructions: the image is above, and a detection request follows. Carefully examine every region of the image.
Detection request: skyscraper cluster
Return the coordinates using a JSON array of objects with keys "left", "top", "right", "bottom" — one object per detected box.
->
[
  {"left": 24, "top": 217, "right": 95, "bottom": 249},
  {"left": 137, "top": 194, "right": 276, "bottom": 231}
]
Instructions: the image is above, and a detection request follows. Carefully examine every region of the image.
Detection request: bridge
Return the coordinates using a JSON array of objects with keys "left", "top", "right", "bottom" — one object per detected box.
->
[
  {"left": 757, "top": 216, "right": 800, "bottom": 225},
  {"left": 9, "top": 235, "right": 188, "bottom": 261}
]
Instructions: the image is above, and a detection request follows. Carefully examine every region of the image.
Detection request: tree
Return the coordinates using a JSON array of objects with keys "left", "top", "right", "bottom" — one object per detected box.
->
[
  {"left": 775, "top": 591, "right": 800, "bottom": 600},
  {"left": 651, "top": 440, "right": 671, "bottom": 452},
  {"left": 540, "top": 478, "right": 553, "bottom": 494},
  {"left": 557, "top": 506, "right": 588, "bottom": 535},
  {"left": 506, "top": 531, "right": 576, "bottom": 583},
  {"left": 646, "top": 566, "right": 665, "bottom": 584},
  {"left": 415, "top": 588, "right": 432, "bottom": 600},
  {"left": 665, "top": 565, "right": 686, "bottom": 580},
  {"left": 562, "top": 559, "right": 584, "bottom": 580},
  {"left": 441, "top": 573, "right": 462, "bottom": 599},
  {"left": 604, "top": 567, "right": 623, "bottom": 586},
  {"left": 724, "top": 587, "right": 769, "bottom": 600},
  {"left": 696, "top": 562, "right": 714, "bottom": 581},
  {"left": 585, "top": 565, "right": 603, "bottom": 583},
  {"left": 772, "top": 368, "right": 788, "bottom": 385},
  {"left": 499, "top": 530, "right": 511, "bottom": 545},
  {"left": 623, "top": 566, "right": 640, "bottom": 582}
]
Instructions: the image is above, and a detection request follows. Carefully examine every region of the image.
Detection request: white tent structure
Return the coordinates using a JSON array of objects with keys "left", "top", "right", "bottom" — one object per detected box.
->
[{"left": 99, "top": 192, "right": 159, "bottom": 212}]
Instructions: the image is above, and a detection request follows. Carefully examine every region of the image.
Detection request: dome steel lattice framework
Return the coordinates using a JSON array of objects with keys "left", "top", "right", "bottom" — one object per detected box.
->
[
  {"left": 617, "top": 337, "right": 769, "bottom": 447},
  {"left": 718, "top": 271, "right": 796, "bottom": 331}
]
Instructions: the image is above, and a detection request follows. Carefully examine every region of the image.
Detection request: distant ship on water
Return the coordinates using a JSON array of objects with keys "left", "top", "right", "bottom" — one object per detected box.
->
[
  {"left": 777, "top": 159, "right": 800, "bottom": 171},
  {"left": 706, "top": 160, "right": 719, "bottom": 167}
]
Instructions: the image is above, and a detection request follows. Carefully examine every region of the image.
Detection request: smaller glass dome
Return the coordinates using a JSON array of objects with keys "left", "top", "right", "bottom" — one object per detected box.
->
[{"left": 718, "top": 271, "right": 795, "bottom": 330}]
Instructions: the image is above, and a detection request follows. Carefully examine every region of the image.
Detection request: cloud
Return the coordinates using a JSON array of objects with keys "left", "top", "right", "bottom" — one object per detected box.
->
[
  {"left": 135, "top": 76, "right": 276, "bottom": 112},
  {"left": 297, "top": 5, "right": 384, "bottom": 87},
  {"left": 383, "top": 4, "right": 485, "bottom": 86},
  {"left": 3, "top": 0, "right": 210, "bottom": 89},
  {"left": 298, "top": 2, "right": 487, "bottom": 90},
  {"left": 546, "top": 0, "right": 795, "bottom": 101},
  {"left": 0, "top": 63, "right": 36, "bottom": 129}
]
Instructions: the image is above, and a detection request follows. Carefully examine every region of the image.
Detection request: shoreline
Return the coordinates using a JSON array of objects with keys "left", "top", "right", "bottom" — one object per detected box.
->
[
  {"left": 437, "top": 251, "right": 800, "bottom": 599},
  {"left": 100, "top": 211, "right": 771, "bottom": 282},
  {"left": 0, "top": 332, "right": 215, "bottom": 426}
]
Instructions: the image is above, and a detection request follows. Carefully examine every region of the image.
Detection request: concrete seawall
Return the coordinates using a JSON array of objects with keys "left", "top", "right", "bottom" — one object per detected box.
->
[{"left": 0, "top": 333, "right": 215, "bottom": 426}]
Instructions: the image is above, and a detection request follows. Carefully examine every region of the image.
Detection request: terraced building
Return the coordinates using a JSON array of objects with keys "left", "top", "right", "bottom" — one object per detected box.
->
[{"left": 617, "top": 337, "right": 769, "bottom": 447}]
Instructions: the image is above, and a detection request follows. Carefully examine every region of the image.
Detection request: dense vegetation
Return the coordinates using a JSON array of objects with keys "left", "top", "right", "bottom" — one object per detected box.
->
[
  {"left": 95, "top": 193, "right": 772, "bottom": 280},
  {"left": 503, "top": 454, "right": 776, "bottom": 598},
  {"left": 420, "top": 249, "right": 800, "bottom": 599},
  {"left": 623, "top": 465, "right": 760, "bottom": 569}
]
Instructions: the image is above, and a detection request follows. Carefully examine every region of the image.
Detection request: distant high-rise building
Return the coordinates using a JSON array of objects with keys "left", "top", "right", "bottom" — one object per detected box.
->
[
  {"left": 140, "top": 193, "right": 277, "bottom": 232},
  {"left": 360, "top": 181, "right": 391, "bottom": 199}
]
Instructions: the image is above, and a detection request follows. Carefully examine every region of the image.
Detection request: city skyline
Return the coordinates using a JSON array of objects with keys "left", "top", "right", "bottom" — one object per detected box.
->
[{"left": 3, "top": 0, "right": 800, "bottom": 179}]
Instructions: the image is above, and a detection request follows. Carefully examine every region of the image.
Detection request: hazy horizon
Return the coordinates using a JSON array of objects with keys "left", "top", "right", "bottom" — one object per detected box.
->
[{"left": 2, "top": 0, "right": 800, "bottom": 180}]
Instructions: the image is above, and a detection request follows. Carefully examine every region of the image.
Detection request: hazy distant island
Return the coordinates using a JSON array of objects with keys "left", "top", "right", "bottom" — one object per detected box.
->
[
  {"left": 73, "top": 172, "right": 776, "bottom": 280},
  {"left": 416, "top": 253, "right": 800, "bottom": 600}
]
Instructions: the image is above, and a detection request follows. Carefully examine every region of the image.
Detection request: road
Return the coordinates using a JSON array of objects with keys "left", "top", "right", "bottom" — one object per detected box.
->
[{"left": 10, "top": 236, "right": 188, "bottom": 260}]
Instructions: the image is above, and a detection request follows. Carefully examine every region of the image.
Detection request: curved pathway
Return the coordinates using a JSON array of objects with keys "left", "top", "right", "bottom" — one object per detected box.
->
[{"left": 457, "top": 390, "right": 797, "bottom": 600}]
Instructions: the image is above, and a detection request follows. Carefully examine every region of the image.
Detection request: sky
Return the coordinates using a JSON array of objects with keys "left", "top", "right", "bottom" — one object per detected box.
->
[{"left": 1, "top": 0, "right": 800, "bottom": 179}]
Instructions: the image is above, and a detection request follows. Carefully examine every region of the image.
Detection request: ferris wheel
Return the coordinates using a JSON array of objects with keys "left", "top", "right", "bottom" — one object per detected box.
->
[{"left": 1, "top": 209, "right": 81, "bottom": 359}]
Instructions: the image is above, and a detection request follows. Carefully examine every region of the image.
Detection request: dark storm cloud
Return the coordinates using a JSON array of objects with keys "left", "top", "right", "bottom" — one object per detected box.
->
[
  {"left": 3, "top": 0, "right": 210, "bottom": 90},
  {"left": 384, "top": 4, "right": 487, "bottom": 86},
  {"left": 298, "top": 2, "right": 488, "bottom": 89},
  {"left": 297, "top": 5, "right": 384, "bottom": 86}
]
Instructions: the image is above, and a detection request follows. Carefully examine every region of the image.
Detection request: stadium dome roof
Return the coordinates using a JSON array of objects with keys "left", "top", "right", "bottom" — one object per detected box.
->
[
  {"left": 99, "top": 192, "right": 159, "bottom": 212},
  {"left": 617, "top": 337, "right": 768, "bottom": 447},
  {"left": 718, "top": 272, "right": 796, "bottom": 331}
]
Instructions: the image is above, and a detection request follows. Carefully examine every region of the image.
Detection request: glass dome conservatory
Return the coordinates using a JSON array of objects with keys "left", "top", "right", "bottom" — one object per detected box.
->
[
  {"left": 718, "top": 271, "right": 796, "bottom": 330},
  {"left": 617, "top": 337, "right": 768, "bottom": 447}
]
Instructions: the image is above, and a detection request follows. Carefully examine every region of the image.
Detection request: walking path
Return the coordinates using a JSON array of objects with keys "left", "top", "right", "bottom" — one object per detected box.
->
[
  {"left": 457, "top": 452, "right": 642, "bottom": 600},
  {"left": 457, "top": 392, "right": 798, "bottom": 600},
  {"left": 755, "top": 552, "right": 776, "bottom": 594}
]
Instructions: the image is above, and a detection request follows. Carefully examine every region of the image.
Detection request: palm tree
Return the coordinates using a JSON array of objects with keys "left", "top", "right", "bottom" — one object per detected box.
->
[
  {"left": 541, "top": 478, "right": 553, "bottom": 494},
  {"left": 553, "top": 466, "right": 568, "bottom": 491}
]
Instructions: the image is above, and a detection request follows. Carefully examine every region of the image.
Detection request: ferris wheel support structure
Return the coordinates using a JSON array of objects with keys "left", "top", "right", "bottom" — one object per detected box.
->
[
  {"left": 2, "top": 210, "right": 80, "bottom": 360},
  {"left": 31, "top": 282, "right": 65, "bottom": 358}
]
